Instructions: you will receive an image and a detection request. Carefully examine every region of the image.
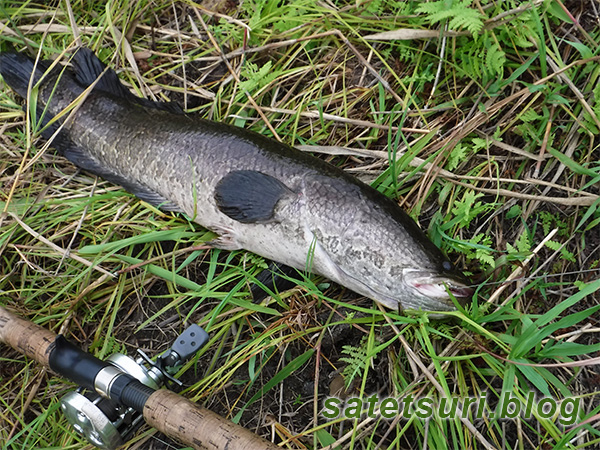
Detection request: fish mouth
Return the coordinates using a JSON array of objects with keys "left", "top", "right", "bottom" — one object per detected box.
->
[
  {"left": 330, "top": 263, "right": 472, "bottom": 312},
  {"left": 403, "top": 269, "right": 473, "bottom": 310}
]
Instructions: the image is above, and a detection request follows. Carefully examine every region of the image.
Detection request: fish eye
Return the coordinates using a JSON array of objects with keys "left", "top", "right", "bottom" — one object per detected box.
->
[{"left": 442, "top": 261, "right": 453, "bottom": 271}]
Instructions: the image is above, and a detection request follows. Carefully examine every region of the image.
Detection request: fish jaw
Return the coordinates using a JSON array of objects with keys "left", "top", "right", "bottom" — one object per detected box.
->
[
  {"left": 401, "top": 269, "right": 473, "bottom": 312},
  {"left": 331, "top": 267, "right": 471, "bottom": 313},
  {"left": 304, "top": 228, "right": 473, "bottom": 313}
]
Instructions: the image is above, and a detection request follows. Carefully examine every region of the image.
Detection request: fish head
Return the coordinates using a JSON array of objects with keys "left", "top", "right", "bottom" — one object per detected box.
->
[
  {"left": 308, "top": 182, "right": 474, "bottom": 314},
  {"left": 313, "top": 230, "right": 473, "bottom": 313},
  {"left": 347, "top": 188, "right": 474, "bottom": 314}
]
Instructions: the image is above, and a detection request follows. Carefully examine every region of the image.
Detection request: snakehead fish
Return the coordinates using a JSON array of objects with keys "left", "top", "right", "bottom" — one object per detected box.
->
[{"left": 0, "top": 48, "right": 472, "bottom": 312}]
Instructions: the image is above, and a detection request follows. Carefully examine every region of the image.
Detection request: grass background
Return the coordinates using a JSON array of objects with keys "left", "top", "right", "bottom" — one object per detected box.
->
[{"left": 1, "top": 0, "right": 600, "bottom": 449}]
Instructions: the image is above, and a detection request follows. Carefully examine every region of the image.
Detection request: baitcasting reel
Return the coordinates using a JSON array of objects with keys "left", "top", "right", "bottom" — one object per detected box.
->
[{"left": 60, "top": 324, "right": 209, "bottom": 449}]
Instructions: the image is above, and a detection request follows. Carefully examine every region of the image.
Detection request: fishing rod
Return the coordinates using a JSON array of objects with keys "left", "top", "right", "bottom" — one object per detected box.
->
[{"left": 0, "top": 306, "right": 281, "bottom": 450}]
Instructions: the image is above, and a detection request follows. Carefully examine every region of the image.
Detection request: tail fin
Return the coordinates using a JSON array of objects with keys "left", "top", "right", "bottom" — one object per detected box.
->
[
  {"left": 0, "top": 52, "right": 50, "bottom": 99},
  {"left": 1, "top": 48, "right": 186, "bottom": 212},
  {"left": 1, "top": 49, "right": 184, "bottom": 114}
]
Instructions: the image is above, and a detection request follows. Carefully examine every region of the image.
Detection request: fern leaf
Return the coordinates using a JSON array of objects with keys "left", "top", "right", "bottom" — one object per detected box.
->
[
  {"left": 485, "top": 43, "right": 506, "bottom": 77},
  {"left": 448, "top": 9, "right": 484, "bottom": 35},
  {"left": 415, "top": 1, "right": 448, "bottom": 15},
  {"left": 416, "top": 0, "right": 484, "bottom": 36},
  {"left": 426, "top": 9, "right": 457, "bottom": 24},
  {"left": 515, "top": 232, "right": 531, "bottom": 254}
]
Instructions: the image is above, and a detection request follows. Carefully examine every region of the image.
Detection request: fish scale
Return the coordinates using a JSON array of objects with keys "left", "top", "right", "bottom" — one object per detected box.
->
[{"left": 0, "top": 48, "right": 473, "bottom": 312}]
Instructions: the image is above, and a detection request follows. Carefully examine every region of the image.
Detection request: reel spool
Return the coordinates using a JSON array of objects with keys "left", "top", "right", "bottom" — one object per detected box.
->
[{"left": 60, "top": 324, "right": 209, "bottom": 449}]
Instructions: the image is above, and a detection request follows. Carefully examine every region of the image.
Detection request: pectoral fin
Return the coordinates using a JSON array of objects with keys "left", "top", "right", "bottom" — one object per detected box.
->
[{"left": 214, "top": 170, "right": 294, "bottom": 223}]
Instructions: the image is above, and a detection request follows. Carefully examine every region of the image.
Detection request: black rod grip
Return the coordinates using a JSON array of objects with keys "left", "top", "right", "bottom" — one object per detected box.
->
[
  {"left": 48, "top": 335, "right": 109, "bottom": 390},
  {"left": 119, "top": 379, "right": 155, "bottom": 412}
]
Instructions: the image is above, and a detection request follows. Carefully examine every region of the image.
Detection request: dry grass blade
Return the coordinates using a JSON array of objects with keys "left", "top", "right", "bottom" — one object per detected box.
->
[
  {"left": 364, "top": 28, "right": 468, "bottom": 40},
  {"left": 8, "top": 212, "right": 115, "bottom": 278}
]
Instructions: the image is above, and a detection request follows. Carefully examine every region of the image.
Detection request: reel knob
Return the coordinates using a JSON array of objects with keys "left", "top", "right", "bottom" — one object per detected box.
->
[{"left": 60, "top": 391, "right": 125, "bottom": 449}]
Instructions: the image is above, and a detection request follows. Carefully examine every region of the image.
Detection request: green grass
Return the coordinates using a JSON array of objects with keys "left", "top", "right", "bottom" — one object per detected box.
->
[{"left": 1, "top": 0, "right": 600, "bottom": 449}]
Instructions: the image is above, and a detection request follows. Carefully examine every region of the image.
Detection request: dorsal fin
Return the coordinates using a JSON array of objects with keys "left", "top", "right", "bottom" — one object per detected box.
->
[
  {"left": 71, "top": 47, "right": 184, "bottom": 114},
  {"left": 71, "top": 47, "right": 133, "bottom": 98}
]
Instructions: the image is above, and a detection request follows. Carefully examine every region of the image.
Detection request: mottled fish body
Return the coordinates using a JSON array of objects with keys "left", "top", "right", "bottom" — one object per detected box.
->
[{"left": 0, "top": 49, "right": 472, "bottom": 311}]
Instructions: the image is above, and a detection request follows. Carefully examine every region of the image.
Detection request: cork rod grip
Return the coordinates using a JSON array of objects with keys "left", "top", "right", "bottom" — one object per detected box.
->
[
  {"left": 144, "top": 389, "right": 281, "bottom": 450},
  {"left": 0, "top": 306, "right": 56, "bottom": 367}
]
